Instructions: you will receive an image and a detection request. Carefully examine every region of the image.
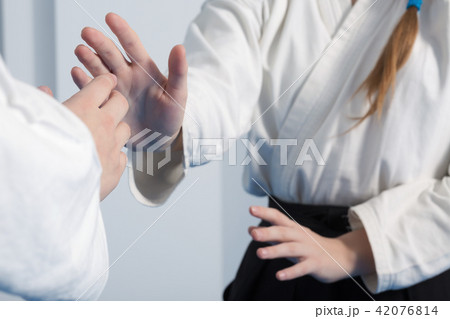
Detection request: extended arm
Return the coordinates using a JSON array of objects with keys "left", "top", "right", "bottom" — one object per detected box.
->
[{"left": 72, "top": 0, "right": 266, "bottom": 205}]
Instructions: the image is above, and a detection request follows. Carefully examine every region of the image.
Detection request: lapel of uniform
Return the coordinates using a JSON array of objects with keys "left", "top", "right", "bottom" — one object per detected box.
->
[{"left": 278, "top": 0, "right": 406, "bottom": 196}]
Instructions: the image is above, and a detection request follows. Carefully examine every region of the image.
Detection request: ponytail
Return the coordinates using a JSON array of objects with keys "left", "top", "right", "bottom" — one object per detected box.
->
[{"left": 352, "top": 1, "right": 421, "bottom": 128}]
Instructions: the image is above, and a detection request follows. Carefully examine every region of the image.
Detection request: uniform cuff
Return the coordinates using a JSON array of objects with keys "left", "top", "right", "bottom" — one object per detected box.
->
[{"left": 348, "top": 203, "right": 393, "bottom": 294}]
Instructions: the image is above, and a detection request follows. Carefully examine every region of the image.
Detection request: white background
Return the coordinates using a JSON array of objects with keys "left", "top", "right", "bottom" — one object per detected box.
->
[{"left": 0, "top": 0, "right": 266, "bottom": 301}]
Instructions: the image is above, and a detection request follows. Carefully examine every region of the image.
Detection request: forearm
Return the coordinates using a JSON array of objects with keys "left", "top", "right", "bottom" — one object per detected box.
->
[{"left": 349, "top": 175, "right": 450, "bottom": 293}]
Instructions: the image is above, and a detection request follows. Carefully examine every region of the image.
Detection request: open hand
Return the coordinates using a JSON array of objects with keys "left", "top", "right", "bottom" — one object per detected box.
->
[{"left": 72, "top": 13, "right": 187, "bottom": 147}]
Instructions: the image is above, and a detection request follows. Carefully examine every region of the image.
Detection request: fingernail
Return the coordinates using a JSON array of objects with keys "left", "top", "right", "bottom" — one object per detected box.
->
[
  {"left": 259, "top": 249, "right": 267, "bottom": 258},
  {"left": 251, "top": 229, "right": 260, "bottom": 240},
  {"left": 277, "top": 272, "right": 286, "bottom": 281},
  {"left": 250, "top": 206, "right": 259, "bottom": 214}
]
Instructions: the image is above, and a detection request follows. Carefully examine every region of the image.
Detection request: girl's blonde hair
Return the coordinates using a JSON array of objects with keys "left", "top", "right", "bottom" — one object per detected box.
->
[{"left": 354, "top": 6, "right": 420, "bottom": 127}]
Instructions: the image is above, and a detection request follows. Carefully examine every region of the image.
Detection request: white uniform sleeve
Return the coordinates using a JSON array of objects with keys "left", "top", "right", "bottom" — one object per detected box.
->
[
  {"left": 129, "top": 0, "right": 266, "bottom": 206},
  {"left": 0, "top": 59, "right": 108, "bottom": 300},
  {"left": 348, "top": 165, "right": 450, "bottom": 294}
]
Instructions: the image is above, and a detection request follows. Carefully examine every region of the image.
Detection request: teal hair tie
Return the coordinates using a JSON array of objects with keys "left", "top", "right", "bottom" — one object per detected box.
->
[{"left": 407, "top": 0, "right": 422, "bottom": 11}]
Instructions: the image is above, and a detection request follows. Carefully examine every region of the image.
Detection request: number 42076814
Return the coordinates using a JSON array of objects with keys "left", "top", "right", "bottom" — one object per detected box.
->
[{"left": 376, "top": 305, "right": 438, "bottom": 316}]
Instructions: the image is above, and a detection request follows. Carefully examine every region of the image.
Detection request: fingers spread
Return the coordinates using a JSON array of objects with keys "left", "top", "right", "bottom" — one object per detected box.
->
[
  {"left": 81, "top": 27, "right": 129, "bottom": 73},
  {"left": 250, "top": 206, "right": 294, "bottom": 227},
  {"left": 105, "top": 12, "right": 149, "bottom": 64},
  {"left": 251, "top": 226, "right": 300, "bottom": 243},
  {"left": 257, "top": 243, "right": 303, "bottom": 260},
  {"left": 64, "top": 74, "right": 117, "bottom": 110},
  {"left": 71, "top": 66, "right": 92, "bottom": 90},
  {"left": 102, "top": 90, "right": 129, "bottom": 126},
  {"left": 75, "top": 44, "right": 110, "bottom": 77},
  {"left": 277, "top": 262, "right": 311, "bottom": 281}
]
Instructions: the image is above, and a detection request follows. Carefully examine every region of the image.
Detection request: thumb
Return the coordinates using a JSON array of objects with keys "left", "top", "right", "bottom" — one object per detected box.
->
[
  {"left": 167, "top": 44, "right": 188, "bottom": 103},
  {"left": 38, "top": 86, "right": 54, "bottom": 97}
]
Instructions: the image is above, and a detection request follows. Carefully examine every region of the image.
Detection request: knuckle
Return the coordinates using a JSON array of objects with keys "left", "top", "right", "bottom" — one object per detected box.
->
[
  {"left": 92, "top": 64, "right": 105, "bottom": 74},
  {"left": 113, "top": 153, "right": 122, "bottom": 169},
  {"left": 265, "top": 247, "right": 275, "bottom": 258},
  {"left": 119, "top": 152, "right": 128, "bottom": 170},
  {"left": 274, "top": 227, "right": 284, "bottom": 241},
  {"left": 122, "top": 122, "right": 131, "bottom": 138},
  {"left": 86, "top": 53, "right": 97, "bottom": 65},
  {"left": 284, "top": 268, "right": 294, "bottom": 279},
  {"left": 109, "top": 90, "right": 122, "bottom": 100},
  {"left": 302, "top": 261, "right": 311, "bottom": 272},
  {"left": 98, "top": 74, "right": 115, "bottom": 88},
  {"left": 298, "top": 265, "right": 308, "bottom": 278},
  {"left": 116, "top": 91, "right": 129, "bottom": 111},
  {"left": 110, "top": 90, "right": 126, "bottom": 102},
  {"left": 117, "top": 122, "right": 131, "bottom": 141},
  {"left": 273, "top": 211, "right": 283, "bottom": 224},
  {"left": 96, "top": 75, "right": 110, "bottom": 88},
  {"left": 286, "top": 244, "right": 297, "bottom": 256},
  {"left": 110, "top": 89, "right": 120, "bottom": 97},
  {"left": 254, "top": 228, "right": 266, "bottom": 241},
  {"left": 309, "top": 260, "right": 321, "bottom": 276},
  {"left": 263, "top": 228, "right": 273, "bottom": 239},
  {"left": 102, "top": 48, "right": 114, "bottom": 59},
  {"left": 123, "top": 38, "right": 136, "bottom": 50},
  {"left": 123, "top": 99, "right": 130, "bottom": 113},
  {"left": 256, "top": 229, "right": 266, "bottom": 240}
]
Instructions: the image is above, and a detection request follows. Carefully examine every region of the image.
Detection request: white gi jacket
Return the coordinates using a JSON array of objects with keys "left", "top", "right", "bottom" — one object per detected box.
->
[
  {"left": 0, "top": 58, "right": 108, "bottom": 300},
  {"left": 129, "top": 0, "right": 450, "bottom": 294}
]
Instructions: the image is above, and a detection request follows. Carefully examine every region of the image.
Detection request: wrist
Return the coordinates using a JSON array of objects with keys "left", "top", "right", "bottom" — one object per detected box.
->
[
  {"left": 171, "top": 128, "right": 184, "bottom": 152},
  {"left": 337, "top": 229, "right": 375, "bottom": 277}
]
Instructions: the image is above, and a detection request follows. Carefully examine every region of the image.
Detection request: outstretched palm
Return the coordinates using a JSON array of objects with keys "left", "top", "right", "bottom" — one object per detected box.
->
[{"left": 72, "top": 13, "right": 187, "bottom": 141}]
